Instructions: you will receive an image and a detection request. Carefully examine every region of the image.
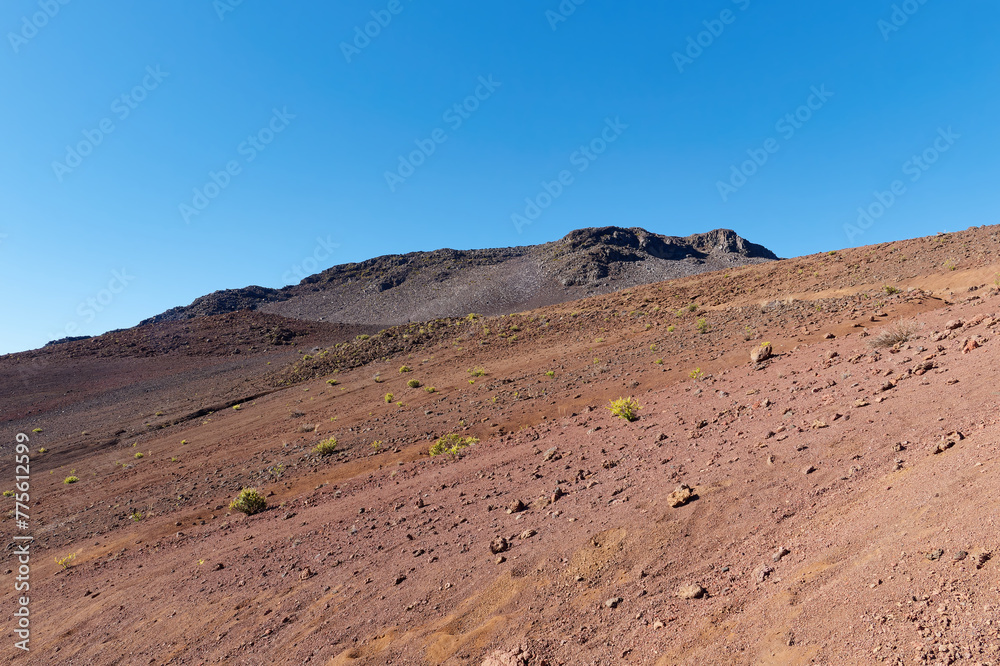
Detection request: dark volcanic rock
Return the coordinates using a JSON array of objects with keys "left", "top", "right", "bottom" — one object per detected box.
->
[{"left": 140, "top": 227, "right": 777, "bottom": 328}]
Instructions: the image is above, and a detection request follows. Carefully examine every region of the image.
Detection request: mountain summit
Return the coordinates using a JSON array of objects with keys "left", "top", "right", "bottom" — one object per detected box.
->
[{"left": 143, "top": 227, "right": 777, "bottom": 328}]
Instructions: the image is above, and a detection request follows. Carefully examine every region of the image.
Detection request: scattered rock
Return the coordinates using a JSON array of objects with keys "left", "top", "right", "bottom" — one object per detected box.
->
[
  {"left": 299, "top": 567, "right": 313, "bottom": 580},
  {"left": 506, "top": 499, "right": 525, "bottom": 514},
  {"left": 802, "top": 465, "right": 816, "bottom": 475},
  {"left": 490, "top": 536, "right": 509, "bottom": 554},
  {"left": 756, "top": 566, "right": 773, "bottom": 583},
  {"left": 542, "top": 447, "right": 560, "bottom": 462},
  {"left": 953, "top": 550, "right": 968, "bottom": 561},
  {"left": 604, "top": 597, "right": 623, "bottom": 609},
  {"left": 963, "top": 338, "right": 981, "bottom": 354},
  {"left": 811, "top": 420, "right": 828, "bottom": 429},
  {"left": 925, "top": 549, "right": 944, "bottom": 561},
  {"left": 652, "top": 620, "right": 665, "bottom": 630},
  {"left": 667, "top": 484, "right": 694, "bottom": 508},
  {"left": 393, "top": 574, "right": 407, "bottom": 585},
  {"left": 676, "top": 584, "right": 705, "bottom": 600},
  {"left": 854, "top": 399, "right": 870, "bottom": 408},
  {"left": 518, "top": 529, "right": 536, "bottom": 540},
  {"left": 945, "top": 319, "right": 964, "bottom": 330},
  {"left": 750, "top": 342, "right": 773, "bottom": 364},
  {"left": 975, "top": 551, "right": 992, "bottom": 569},
  {"left": 772, "top": 547, "right": 790, "bottom": 562}
]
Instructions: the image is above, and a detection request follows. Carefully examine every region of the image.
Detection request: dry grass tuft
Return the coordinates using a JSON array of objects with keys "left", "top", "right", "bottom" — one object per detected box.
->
[{"left": 869, "top": 318, "right": 920, "bottom": 348}]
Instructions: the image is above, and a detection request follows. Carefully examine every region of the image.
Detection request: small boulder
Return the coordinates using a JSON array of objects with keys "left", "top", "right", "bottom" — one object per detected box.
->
[
  {"left": 676, "top": 584, "right": 705, "bottom": 600},
  {"left": 490, "top": 536, "right": 509, "bottom": 554},
  {"left": 750, "top": 342, "right": 773, "bottom": 364},
  {"left": 667, "top": 485, "right": 694, "bottom": 508}
]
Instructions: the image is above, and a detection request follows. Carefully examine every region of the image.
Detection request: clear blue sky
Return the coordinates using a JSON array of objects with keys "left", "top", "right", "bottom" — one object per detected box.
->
[{"left": 2, "top": 1, "right": 997, "bottom": 354}]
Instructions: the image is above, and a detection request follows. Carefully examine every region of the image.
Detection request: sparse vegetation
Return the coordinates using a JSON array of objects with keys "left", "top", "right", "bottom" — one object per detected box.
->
[
  {"left": 134, "top": 452, "right": 144, "bottom": 459},
  {"left": 314, "top": 437, "right": 338, "bottom": 456},
  {"left": 944, "top": 259, "right": 957, "bottom": 271},
  {"left": 55, "top": 553, "right": 76, "bottom": 570},
  {"left": 545, "top": 370, "right": 555, "bottom": 377},
  {"left": 384, "top": 393, "right": 394, "bottom": 403},
  {"left": 743, "top": 326, "right": 755, "bottom": 341},
  {"left": 689, "top": 368, "right": 705, "bottom": 381},
  {"left": 38, "top": 448, "right": 47, "bottom": 454},
  {"left": 130, "top": 510, "right": 144, "bottom": 522},
  {"left": 607, "top": 397, "right": 641, "bottom": 422},
  {"left": 429, "top": 433, "right": 479, "bottom": 456},
  {"left": 232, "top": 404, "right": 242, "bottom": 411},
  {"left": 425, "top": 386, "right": 437, "bottom": 393},
  {"left": 326, "top": 379, "right": 339, "bottom": 386},
  {"left": 469, "top": 367, "right": 487, "bottom": 377},
  {"left": 64, "top": 475, "right": 79, "bottom": 484},
  {"left": 407, "top": 379, "right": 421, "bottom": 388},
  {"left": 31, "top": 428, "right": 42, "bottom": 433},
  {"left": 869, "top": 318, "right": 920, "bottom": 348},
  {"left": 230, "top": 488, "right": 267, "bottom": 515},
  {"left": 667, "top": 325, "right": 675, "bottom": 333},
  {"left": 696, "top": 318, "right": 710, "bottom": 334},
  {"left": 399, "top": 365, "right": 412, "bottom": 373},
  {"left": 883, "top": 285, "right": 901, "bottom": 295},
  {"left": 654, "top": 358, "right": 663, "bottom": 365},
  {"left": 2, "top": 490, "right": 13, "bottom": 497}
]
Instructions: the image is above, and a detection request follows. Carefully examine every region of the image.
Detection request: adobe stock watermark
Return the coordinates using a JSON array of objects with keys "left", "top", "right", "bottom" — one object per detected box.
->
[
  {"left": 52, "top": 65, "right": 170, "bottom": 183},
  {"left": 511, "top": 117, "right": 628, "bottom": 234},
  {"left": 844, "top": 127, "right": 959, "bottom": 243},
  {"left": 8, "top": 0, "right": 72, "bottom": 54},
  {"left": 717, "top": 85, "right": 834, "bottom": 202},
  {"left": 384, "top": 75, "right": 501, "bottom": 192},
  {"left": 178, "top": 107, "right": 295, "bottom": 224},
  {"left": 878, "top": 0, "right": 931, "bottom": 41},
  {"left": 341, "top": 0, "right": 415, "bottom": 64},
  {"left": 47, "top": 268, "right": 136, "bottom": 342},
  {"left": 283, "top": 236, "right": 340, "bottom": 284},
  {"left": 673, "top": 0, "right": 751, "bottom": 74},
  {"left": 546, "top": 0, "right": 586, "bottom": 31},
  {"left": 214, "top": 0, "right": 245, "bottom": 21}
]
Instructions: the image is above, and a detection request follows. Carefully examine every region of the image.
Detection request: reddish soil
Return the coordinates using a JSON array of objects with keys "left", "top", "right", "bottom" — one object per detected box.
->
[{"left": 3, "top": 225, "right": 1000, "bottom": 665}]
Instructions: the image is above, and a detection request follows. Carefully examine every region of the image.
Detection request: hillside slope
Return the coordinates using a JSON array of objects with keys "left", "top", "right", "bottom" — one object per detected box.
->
[{"left": 4, "top": 224, "right": 1000, "bottom": 665}]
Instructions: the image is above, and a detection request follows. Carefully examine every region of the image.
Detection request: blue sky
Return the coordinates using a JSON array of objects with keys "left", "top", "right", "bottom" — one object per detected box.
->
[{"left": 1, "top": 1, "right": 997, "bottom": 354}]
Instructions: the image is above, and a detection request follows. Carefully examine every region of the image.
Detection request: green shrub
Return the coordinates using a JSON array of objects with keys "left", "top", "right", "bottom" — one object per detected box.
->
[
  {"left": 399, "top": 365, "right": 412, "bottom": 373},
  {"left": 314, "top": 438, "right": 338, "bottom": 457},
  {"left": 667, "top": 325, "right": 675, "bottom": 332},
  {"left": 883, "top": 285, "right": 901, "bottom": 295},
  {"left": 407, "top": 379, "right": 421, "bottom": 389},
  {"left": 134, "top": 452, "right": 144, "bottom": 459},
  {"left": 429, "top": 434, "right": 479, "bottom": 456},
  {"left": 64, "top": 476, "right": 79, "bottom": 484},
  {"left": 607, "top": 397, "right": 641, "bottom": 422},
  {"left": 545, "top": 370, "right": 555, "bottom": 377},
  {"left": 425, "top": 386, "right": 437, "bottom": 393},
  {"left": 230, "top": 488, "right": 267, "bottom": 515},
  {"left": 38, "top": 448, "right": 47, "bottom": 454},
  {"left": 326, "top": 379, "right": 339, "bottom": 386},
  {"left": 468, "top": 367, "right": 487, "bottom": 377},
  {"left": 3, "top": 490, "right": 14, "bottom": 497},
  {"left": 689, "top": 368, "right": 705, "bottom": 381},
  {"left": 384, "top": 393, "right": 394, "bottom": 403},
  {"left": 696, "top": 318, "right": 710, "bottom": 334},
  {"left": 31, "top": 428, "right": 42, "bottom": 433}
]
